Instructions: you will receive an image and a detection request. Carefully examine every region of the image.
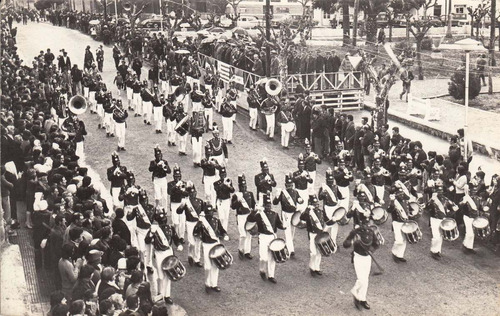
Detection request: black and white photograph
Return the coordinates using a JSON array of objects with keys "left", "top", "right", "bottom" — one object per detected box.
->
[{"left": 0, "top": 0, "right": 499, "bottom": 315}]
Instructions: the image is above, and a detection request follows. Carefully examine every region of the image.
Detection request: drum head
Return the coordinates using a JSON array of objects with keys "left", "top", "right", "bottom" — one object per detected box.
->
[
  {"left": 408, "top": 202, "right": 420, "bottom": 216},
  {"left": 209, "top": 244, "right": 227, "bottom": 259},
  {"left": 440, "top": 218, "right": 457, "bottom": 230},
  {"left": 314, "top": 231, "right": 331, "bottom": 243},
  {"left": 291, "top": 211, "right": 305, "bottom": 227},
  {"left": 473, "top": 216, "right": 489, "bottom": 229},
  {"left": 161, "top": 255, "right": 179, "bottom": 271},
  {"left": 401, "top": 220, "right": 419, "bottom": 234},
  {"left": 284, "top": 122, "right": 295, "bottom": 133},
  {"left": 269, "top": 238, "right": 286, "bottom": 251},
  {"left": 245, "top": 221, "right": 256, "bottom": 232},
  {"left": 371, "top": 207, "right": 386, "bottom": 220},
  {"left": 331, "top": 207, "right": 346, "bottom": 221}
]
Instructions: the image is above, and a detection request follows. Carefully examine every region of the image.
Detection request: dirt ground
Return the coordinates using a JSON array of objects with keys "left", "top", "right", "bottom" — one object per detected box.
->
[{"left": 442, "top": 93, "right": 500, "bottom": 114}]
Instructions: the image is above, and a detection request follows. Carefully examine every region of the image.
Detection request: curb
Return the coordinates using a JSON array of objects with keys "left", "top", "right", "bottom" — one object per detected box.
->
[{"left": 363, "top": 100, "right": 500, "bottom": 161}]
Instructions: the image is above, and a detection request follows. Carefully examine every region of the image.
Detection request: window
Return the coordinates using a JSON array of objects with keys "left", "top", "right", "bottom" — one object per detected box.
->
[
  {"left": 323, "top": 13, "right": 330, "bottom": 19},
  {"left": 270, "top": 0, "right": 280, "bottom": 2}
]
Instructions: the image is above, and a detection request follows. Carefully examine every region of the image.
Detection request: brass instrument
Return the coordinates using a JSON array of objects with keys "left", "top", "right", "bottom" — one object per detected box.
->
[
  {"left": 122, "top": 2, "right": 132, "bottom": 11},
  {"left": 192, "top": 111, "right": 205, "bottom": 132},
  {"left": 113, "top": 167, "right": 122, "bottom": 177},
  {"left": 113, "top": 106, "right": 127, "bottom": 121},
  {"left": 67, "top": 94, "right": 87, "bottom": 115},
  {"left": 265, "top": 79, "right": 282, "bottom": 96},
  {"left": 158, "top": 160, "right": 169, "bottom": 172}
]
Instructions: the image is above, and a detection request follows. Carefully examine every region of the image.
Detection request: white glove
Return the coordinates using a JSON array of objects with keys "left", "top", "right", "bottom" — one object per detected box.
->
[
  {"left": 223, "top": 235, "right": 229, "bottom": 241},
  {"left": 177, "top": 245, "right": 184, "bottom": 252},
  {"left": 151, "top": 224, "right": 158, "bottom": 233},
  {"left": 389, "top": 194, "right": 396, "bottom": 201},
  {"left": 224, "top": 158, "right": 229, "bottom": 165}
]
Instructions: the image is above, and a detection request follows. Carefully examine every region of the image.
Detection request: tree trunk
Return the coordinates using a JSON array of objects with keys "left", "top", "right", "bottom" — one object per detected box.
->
[
  {"left": 342, "top": 0, "right": 350, "bottom": 46},
  {"left": 416, "top": 39, "right": 424, "bottom": 80},
  {"left": 389, "top": 21, "right": 393, "bottom": 42},
  {"left": 406, "top": 17, "right": 410, "bottom": 41},
  {"left": 476, "top": 22, "right": 479, "bottom": 40},
  {"left": 352, "top": 0, "right": 360, "bottom": 46},
  {"left": 470, "top": 16, "right": 474, "bottom": 37},
  {"left": 445, "top": 0, "right": 452, "bottom": 38},
  {"left": 365, "top": 13, "right": 378, "bottom": 45},
  {"left": 489, "top": 0, "right": 496, "bottom": 66}
]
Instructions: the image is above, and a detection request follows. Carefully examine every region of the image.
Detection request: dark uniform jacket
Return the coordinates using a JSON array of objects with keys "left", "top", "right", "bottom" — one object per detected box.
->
[
  {"left": 106, "top": 165, "right": 128, "bottom": 188},
  {"left": 231, "top": 191, "right": 255, "bottom": 215},
  {"left": 254, "top": 172, "right": 277, "bottom": 196},
  {"left": 247, "top": 210, "right": 285, "bottom": 235},
  {"left": 293, "top": 170, "right": 313, "bottom": 190},
  {"left": 193, "top": 215, "right": 227, "bottom": 244},
  {"left": 145, "top": 224, "right": 181, "bottom": 251},
  {"left": 301, "top": 206, "right": 330, "bottom": 233},
  {"left": 167, "top": 180, "right": 189, "bottom": 203},
  {"left": 273, "top": 188, "right": 301, "bottom": 213},
  {"left": 214, "top": 179, "right": 235, "bottom": 200},
  {"left": 148, "top": 159, "right": 171, "bottom": 180},
  {"left": 177, "top": 197, "right": 204, "bottom": 222}
]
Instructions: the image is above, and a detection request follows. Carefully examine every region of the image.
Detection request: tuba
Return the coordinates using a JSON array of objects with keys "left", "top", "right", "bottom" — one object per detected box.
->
[
  {"left": 265, "top": 78, "right": 282, "bottom": 96},
  {"left": 122, "top": 2, "right": 132, "bottom": 11},
  {"left": 68, "top": 95, "right": 87, "bottom": 115}
]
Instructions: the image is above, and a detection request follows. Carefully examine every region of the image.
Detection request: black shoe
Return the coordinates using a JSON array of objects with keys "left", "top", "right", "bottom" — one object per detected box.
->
[
  {"left": 121, "top": 147, "right": 126, "bottom": 151},
  {"left": 227, "top": 140, "right": 233, "bottom": 144},
  {"left": 188, "top": 256, "right": 194, "bottom": 266},
  {"left": 205, "top": 286, "right": 211, "bottom": 294},
  {"left": 146, "top": 266, "right": 154, "bottom": 274},
  {"left": 144, "top": 120, "right": 147, "bottom": 124},
  {"left": 283, "top": 146, "right": 289, "bottom": 150},
  {"left": 268, "top": 277, "right": 277, "bottom": 284},
  {"left": 260, "top": 271, "right": 266, "bottom": 280},
  {"left": 147, "top": 122, "right": 152, "bottom": 125},
  {"left": 164, "top": 297, "right": 173, "bottom": 305},
  {"left": 353, "top": 296, "right": 361, "bottom": 310},
  {"left": 134, "top": 113, "right": 139, "bottom": 117},
  {"left": 98, "top": 124, "right": 101, "bottom": 129},
  {"left": 117, "top": 146, "right": 121, "bottom": 151},
  {"left": 179, "top": 238, "right": 185, "bottom": 244},
  {"left": 212, "top": 286, "right": 221, "bottom": 292},
  {"left": 463, "top": 246, "right": 476, "bottom": 254},
  {"left": 392, "top": 254, "right": 406, "bottom": 263},
  {"left": 310, "top": 269, "right": 316, "bottom": 276},
  {"left": 137, "top": 114, "right": 142, "bottom": 116},
  {"left": 360, "top": 301, "right": 370, "bottom": 310},
  {"left": 195, "top": 261, "right": 203, "bottom": 267},
  {"left": 158, "top": 130, "right": 162, "bottom": 133},
  {"left": 244, "top": 253, "right": 253, "bottom": 260},
  {"left": 315, "top": 270, "right": 323, "bottom": 276},
  {"left": 399, "top": 257, "right": 407, "bottom": 263},
  {"left": 290, "top": 252, "right": 295, "bottom": 258},
  {"left": 238, "top": 250, "right": 244, "bottom": 260},
  {"left": 180, "top": 152, "right": 187, "bottom": 156},
  {"left": 106, "top": 132, "right": 110, "bottom": 137},
  {"left": 172, "top": 143, "right": 176, "bottom": 146},
  {"left": 431, "top": 252, "right": 441, "bottom": 261},
  {"left": 110, "top": 134, "right": 115, "bottom": 137}
]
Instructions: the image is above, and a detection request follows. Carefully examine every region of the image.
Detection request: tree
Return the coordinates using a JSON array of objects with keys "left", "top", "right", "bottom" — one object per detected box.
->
[
  {"left": 226, "top": 0, "right": 242, "bottom": 27},
  {"left": 386, "top": 0, "right": 404, "bottom": 42},
  {"left": 313, "top": 0, "right": 351, "bottom": 45},
  {"left": 448, "top": 67, "right": 482, "bottom": 100},
  {"left": 421, "top": 0, "right": 437, "bottom": 17},
  {"left": 400, "top": 0, "right": 425, "bottom": 41},
  {"left": 467, "top": 1, "right": 490, "bottom": 40},
  {"left": 207, "top": 0, "right": 227, "bottom": 16},
  {"left": 124, "top": 0, "right": 150, "bottom": 34},
  {"left": 359, "top": 0, "right": 390, "bottom": 44},
  {"left": 34, "top": 0, "right": 65, "bottom": 10},
  {"left": 409, "top": 19, "right": 433, "bottom": 80}
]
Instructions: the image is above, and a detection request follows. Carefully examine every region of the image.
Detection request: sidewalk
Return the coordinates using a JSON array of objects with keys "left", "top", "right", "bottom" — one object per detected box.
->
[{"left": 365, "top": 77, "right": 500, "bottom": 160}]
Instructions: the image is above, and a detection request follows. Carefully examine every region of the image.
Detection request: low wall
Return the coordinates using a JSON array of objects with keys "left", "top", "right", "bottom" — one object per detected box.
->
[{"left": 364, "top": 100, "right": 500, "bottom": 162}]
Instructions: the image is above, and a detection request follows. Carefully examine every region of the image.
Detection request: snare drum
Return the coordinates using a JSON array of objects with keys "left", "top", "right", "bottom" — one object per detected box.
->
[
  {"left": 330, "top": 207, "right": 347, "bottom": 223},
  {"left": 209, "top": 244, "right": 234, "bottom": 270},
  {"left": 472, "top": 216, "right": 491, "bottom": 239},
  {"left": 439, "top": 218, "right": 459, "bottom": 241},
  {"left": 408, "top": 202, "right": 421, "bottom": 219},
  {"left": 268, "top": 238, "right": 289, "bottom": 263},
  {"left": 314, "top": 231, "right": 337, "bottom": 257},
  {"left": 245, "top": 220, "right": 259, "bottom": 236},
  {"left": 401, "top": 220, "right": 422, "bottom": 244},
  {"left": 371, "top": 206, "right": 388, "bottom": 225},
  {"left": 161, "top": 256, "right": 186, "bottom": 281},
  {"left": 291, "top": 211, "right": 306, "bottom": 229},
  {"left": 283, "top": 121, "right": 296, "bottom": 133}
]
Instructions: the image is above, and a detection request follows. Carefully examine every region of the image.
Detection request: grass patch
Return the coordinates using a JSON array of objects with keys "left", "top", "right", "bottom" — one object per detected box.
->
[{"left": 440, "top": 92, "right": 500, "bottom": 114}]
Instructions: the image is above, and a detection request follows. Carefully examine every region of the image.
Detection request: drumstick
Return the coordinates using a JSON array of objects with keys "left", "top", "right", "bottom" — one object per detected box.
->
[{"left": 367, "top": 250, "right": 385, "bottom": 275}]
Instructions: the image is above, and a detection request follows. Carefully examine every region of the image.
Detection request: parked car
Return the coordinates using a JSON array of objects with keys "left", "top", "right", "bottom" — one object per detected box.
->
[
  {"left": 421, "top": 16, "right": 445, "bottom": 27},
  {"left": 139, "top": 16, "right": 169, "bottom": 29},
  {"left": 237, "top": 16, "right": 262, "bottom": 29}
]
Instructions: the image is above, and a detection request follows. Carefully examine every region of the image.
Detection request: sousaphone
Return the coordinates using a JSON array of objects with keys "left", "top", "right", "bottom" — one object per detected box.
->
[
  {"left": 265, "top": 78, "right": 282, "bottom": 96},
  {"left": 68, "top": 95, "right": 87, "bottom": 115}
]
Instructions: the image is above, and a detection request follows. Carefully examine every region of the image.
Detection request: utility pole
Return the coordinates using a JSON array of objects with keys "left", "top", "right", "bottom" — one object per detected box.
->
[
  {"left": 489, "top": 0, "right": 496, "bottom": 66},
  {"left": 446, "top": 0, "right": 452, "bottom": 38},
  {"left": 352, "top": 0, "right": 360, "bottom": 46},
  {"left": 265, "top": 0, "right": 271, "bottom": 77}
]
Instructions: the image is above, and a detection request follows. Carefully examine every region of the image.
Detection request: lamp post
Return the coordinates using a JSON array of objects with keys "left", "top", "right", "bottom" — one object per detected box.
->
[{"left": 265, "top": 0, "right": 271, "bottom": 77}]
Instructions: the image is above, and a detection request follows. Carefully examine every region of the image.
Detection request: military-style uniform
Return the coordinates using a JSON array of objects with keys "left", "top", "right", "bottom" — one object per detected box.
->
[
  {"left": 167, "top": 166, "right": 189, "bottom": 240},
  {"left": 247, "top": 195, "right": 285, "bottom": 282},
  {"left": 106, "top": 152, "right": 127, "bottom": 209},
  {"left": 318, "top": 168, "right": 342, "bottom": 243},
  {"left": 214, "top": 168, "right": 235, "bottom": 231},
  {"left": 144, "top": 209, "right": 182, "bottom": 302},
  {"left": 231, "top": 175, "right": 256, "bottom": 257},
  {"left": 254, "top": 159, "right": 277, "bottom": 205},
  {"left": 334, "top": 160, "right": 354, "bottom": 210},
  {"left": 164, "top": 95, "right": 177, "bottom": 145},
  {"left": 176, "top": 187, "right": 204, "bottom": 265},
  {"left": 388, "top": 190, "right": 410, "bottom": 262},
  {"left": 301, "top": 196, "right": 330, "bottom": 274},
  {"left": 153, "top": 94, "right": 164, "bottom": 133},
  {"left": 293, "top": 154, "right": 312, "bottom": 213},
  {"left": 207, "top": 127, "right": 228, "bottom": 166},
  {"left": 273, "top": 174, "right": 303, "bottom": 254},
  {"left": 304, "top": 142, "right": 322, "bottom": 194},
  {"left": 149, "top": 146, "right": 171, "bottom": 208},
  {"left": 132, "top": 80, "right": 142, "bottom": 115}
]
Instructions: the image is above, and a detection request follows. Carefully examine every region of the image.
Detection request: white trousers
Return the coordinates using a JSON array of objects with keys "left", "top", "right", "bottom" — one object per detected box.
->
[
  {"left": 137, "top": 227, "right": 152, "bottom": 267},
  {"left": 281, "top": 124, "right": 291, "bottom": 147},
  {"left": 166, "top": 120, "right": 176, "bottom": 143},
  {"left": 249, "top": 107, "right": 258, "bottom": 129},
  {"left": 186, "top": 221, "right": 201, "bottom": 262},
  {"left": 463, "top": 215, "right": 475, "bottom": 250},
  {"left": 282, "top": 211, "right": 295, "bottom": 253},
  {"left": 126, "top": 87, "right": 133, "bottom": 101},
  {"left": 374, "top": 185, "right": 385, "bottom": 205},
  {"left": 230, "top": 101, "right": 237, "bottom": 122},
  {"left": 258, "top": 234, "right": 276, "bottom": 278},
  {"left": 170, "top": 201, "right": 185, "bottom": 239},
  {"left": 204, "top": 175, "right": 218, "bottom": 206},
  {"left": 84, "top": 86, "right": 90, "bottom": 98},
  {"left": 237, "top": 214, "right": 252, "bottom": 254},
  {"left": 205, "top": 84, "right": 212, "bottom": 98},
  {"left": 204, "top": 108, "right": 213, "bottom": 130},
  {"left": 153, "top": 107, "right": 163, "bottom": 130},
  {"left": 352, "top": 252, "right": 371, "bottom": 302},
  {"left": 309, "top": 232, "right": 322, "bottom": 271},
  {"left": 104, "top": 113, "right": 114, "bottom": 134},
  {"left": 192, "top": 136, "right": 203, "bottom": 164},
  {"left": 222, "top": 116, "right": 233, "bottom": 142},
  {"left": 192, "top": 102, "right": 202, "bottom": 112},
  {"left": 124, "top": 206, "right": 138, "bottom": 247},
  {"left": 133, "top": 93, "right": 141, "bottom": 114},
  {"left": 216, "top": 198, "right": 231, "bottom": 231},
  {"left": 308, "top": 171, "right": 317, "bottom": 195},
  {"left": 88, "top": 91, "right": 96, "bottom": 112},
  {"left": 324, "top": 205, "right": 340, "bottom": 242},
  {"left": 430, "top": 217, "right": 444, "bottom": 254},
  {"left": 143, "top": 101, "right": 152, "bottom": 123},
  {"left": 177, "top": 133, "right": 188, "bottom": 153},
  {"left": 203, "top": 242, "right": 220, "bottom": 287},
  {"left": 265, "top": 114, "right": 275, "bottom": 138},
  {"left": 111, "top": 187, "right": 124, "bottom": 209},
  {"left": 296, "top": 189, "right": 308, "bottom": 213},
  {"left": 115, "top": 122, "right": 126, "bottom": 147},
  {"left": 160, "top": 80, "right": 168, "bottom": 94},
  {"left": 338, "top": 186, "right": 350, "bottom": 210},
  {"left": 76, "top": 141, "right": 84, "bottom": 161},
  {"left": 153, "top": 177, "right": 168, "bottom": 206},
  {"left": 154, "top": 247, "right": 173, "bottom": 298},
  {"left": 97, "top": 103, "right": 104, "bottom": 121},
  {"left": 392, "top": 221, "right": 407, "bottom": 258}
]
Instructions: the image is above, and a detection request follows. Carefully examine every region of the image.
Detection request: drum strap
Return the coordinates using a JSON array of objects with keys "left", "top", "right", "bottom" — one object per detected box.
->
[
  {"left": 432, "top": 196, "right": 447, "bottom": 216},
  {"left": 395, "top": 180, "right": 413, "bottom": 200},
  {"left": 358, "top": 183, "right": 374, "bottom": 203},
  {"left": 282, "top": 189, "right": 296, "bottom": 207},
  {"left": 463, "top": 194, "right": 478, "bottom": 211},
  {"left": 185, "top": 198, "right": 199, "bottom": 220},
  {"left": 236, "top": 192, "right": 250, "bottom": 210},
  {"left": 309, "top": 208, "right": 323, "bottom": 231},
  {"left": 394, "top": 200, "right": 409, "bottom": 220},
  {"left": 200, "top": 216, "right": 219, "bottom": 241},
  {"left": 135, "top": 204, "right": 151, "bottom": 225},
  {"left": 260, "top": 211, "right": 274, "bottom": 234},
  {"left": 156, "top": 226, "right": 171, "bottom": 249},
  {"left": 323, "top": 184, "right": 338, "bottom": 204}
]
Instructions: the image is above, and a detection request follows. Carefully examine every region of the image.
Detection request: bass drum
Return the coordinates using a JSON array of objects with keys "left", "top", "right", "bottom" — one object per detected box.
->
[
  {"left": 314, "top": 231, "right": 337, "bottom": 257},
  {"left": 161, "top": 255, "right": 186, "bottom": 281},
  {"left": 268, "top": 238, "right": 289, "bottom": 263},
  {"left": 209, "top": 244, "right": 233, "bottom": 270},
  {"left": 174, "top": 115, "right": 190, "bottom": 136}
]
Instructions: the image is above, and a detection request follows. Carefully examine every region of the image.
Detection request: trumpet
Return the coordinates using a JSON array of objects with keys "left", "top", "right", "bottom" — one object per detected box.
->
[
  {"left": 158, "top": 160, "right": 169, "bottom": 172},
  {"left": 224, "top": 178, "right": 232, "bottom": 186},
  {"left": 344, "top": 168, "right": 353, "bottom": 178},
  {"left": 113, "top": 167, "right": 122, "bottom": 176}
]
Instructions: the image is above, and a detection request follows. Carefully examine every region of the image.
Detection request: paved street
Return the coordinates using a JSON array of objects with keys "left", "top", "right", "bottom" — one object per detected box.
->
[{"left": 15, "top": 22, "right": 500, "bottom": 316}]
